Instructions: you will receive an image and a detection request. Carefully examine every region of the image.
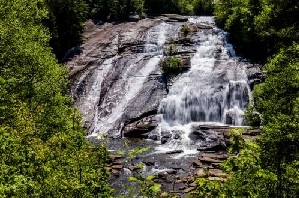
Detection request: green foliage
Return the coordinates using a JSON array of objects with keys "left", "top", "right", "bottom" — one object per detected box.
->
[
  {"left": 253, "top": 43, "right": 299, "bottom": 197},
  {"left": 192, "top": 0, "right": 213, "bottom": 15},
  {"left": 255, "top": 0, "right": 299, "bottom": 56},
  {"left": 213, "top": 4, "right": 299, "bottom": 195},
  {"left": 245, "top": 104, "right": 261, "bottom": 127},
  {"left": 88, "top": 0, "right": 214, "bottom": 21},
  {"left": 0, "top": 0, "right": 112, "bottom": 197},
  {"left": 214, "top": 0, "right": 263, "bottom": 61},
  {"left": 159, "top": 56, "right": 181, "bottom": 75},
  {"left": 191, "top": 129, "right": 276, "bottom": 198},
  {"left": 43, "top": 0, "right": 88, "bottom": 60},
  {"left": 88, "top": 0, "right": 145, "bottom": 20},
  {"left": 128, "top": 175, "right": 161, "bottom": 198},
  {"left": 181, "top": 25, "right": 191, "bottom": 37},
  {"left": 190, "top": 178, "right": 222, "bottom": 198},
  {"left": 115, "top": 145, "right": 164, "bottom": 198},
  {"left": 128, "top": 147, "right": 150, "bottom": 161},
  {"left": 214, "top": 0, "right": 299, "bottom": 62}
]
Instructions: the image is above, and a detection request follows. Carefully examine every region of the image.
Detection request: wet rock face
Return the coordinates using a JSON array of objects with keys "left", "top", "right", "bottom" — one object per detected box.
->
[
  {"left": 190, "top": 125, "right": 227, "bottom": 152},
  {"left": 123, "top": 115, "right": 159, "bottom": 138},
  {"left": 68, "top": 18, "right": 176, "bottom": 136},
  {"left": 68, "top": 16, "right": 207, "bottom": 137}
]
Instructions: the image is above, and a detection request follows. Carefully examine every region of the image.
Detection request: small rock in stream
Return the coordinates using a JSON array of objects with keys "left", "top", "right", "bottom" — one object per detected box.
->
[
  {"left": 166, "top": 150, "right": 183, "bottom": 154},
  {"left": 161, "top": 137, "right": 169, "bottom": 144},
  {"left": 197, "top": 143, "right": 227, "bottom": 152},
  {"left": 128, "top": 165, "right": 141, "bottom": 171},
  {"left": 192, "top": 159, "right": 202, "bottom": 167},
  {"left": 166, "top": 169, "right": 177, "bottom": 174},
  {"left": 144, "top": 160, "right": 155, "bottom": 166},
  {"left": 161, "top": 131, "right": 172, "bottom": 138},
  {"left": 148, "top": 134, "right": 159, "bottom": 141}
]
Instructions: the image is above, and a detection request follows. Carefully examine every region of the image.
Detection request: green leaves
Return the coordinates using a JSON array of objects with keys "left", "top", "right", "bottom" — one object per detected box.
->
[
  {"left": 149, "top": 183, "right": 161, "bottom": 194},
  {"left": 43, "top": 0, "right": 88, "bottom": 59},
  {"left": 0, "top": 0, "right": 113, "bottom": 197},
  {"left": 159, "top": 55, "right": 182, "bottom": 75},
  {"left": 145, "top": 175, "right": 156, "bottom": 181},
  {"left": 128, "top": 176, "right": 138, "bottom": 181}
]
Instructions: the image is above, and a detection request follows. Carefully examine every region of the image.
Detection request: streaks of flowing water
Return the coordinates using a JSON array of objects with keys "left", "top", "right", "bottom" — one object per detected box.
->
[
  {"left": 88, "top": 22, "right": 180, "bottom": 137},
  {"left": 156, "top": 16, "right": 251, "bottom": 153},
  {"left": 92, "top": 55, "right": 161, "bottom": 136},
  {"left": 74, "top": 57, "right": 116, "bottom": 124}
]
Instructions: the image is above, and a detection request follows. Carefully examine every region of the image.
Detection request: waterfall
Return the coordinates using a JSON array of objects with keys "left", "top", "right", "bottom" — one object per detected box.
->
[
  {"left": 155, "top": 17, "right": 251, "bottom": 154},
  {"left": 72, "top": 21, "right": 182, "bottom": 137},
  {"left": 70, "top": 16, "right": 252, "bottom": 143}
]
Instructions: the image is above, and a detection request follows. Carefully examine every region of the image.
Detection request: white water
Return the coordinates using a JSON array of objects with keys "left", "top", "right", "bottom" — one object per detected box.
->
[
  {"left": 88, "top": 22, "right": 180, "bottom": 137},
  {"left": 92, "top": 55, "right": 161, "bottom": 135},
  {"left": 74, "top": 57, "right": 117, "bottom": 125},
  {"left": 155, "top": 17, "right": 251, "bottom": 154}
]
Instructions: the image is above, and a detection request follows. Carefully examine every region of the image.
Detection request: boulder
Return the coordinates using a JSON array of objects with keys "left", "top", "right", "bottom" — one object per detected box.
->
[
  {"left": 144, "top": 160, "right": 155, "bottom": 166},
  {"left": 128, "top": 165, "right": 141, "bottom": 171},
  {"left": 148, "top": 133, "right": 159, "bottom": 141},
  {"left": 162, "top": 14, "right": 188, "bottom": 22},
  {"left": 197, "top": 143, "right": 227, "bottom": 152},
  {"left": 161, "top": 192, "right": 169, "bottom": 197},
  {"left": 184, "top": 187, "right": 195, "bottom": 193},
  {"left": 175, "top": 179, "right": 183, "bottom": 184},
  {"left": 128, "top": 14, "right": 141, "bottom": 22},
  {"left": 192, "top": 125, "right": 227, "bottom": 152},
  {"left": 166, "top": 150, "right": 184, "bottom": 154},
  {"left": 208, "top": 177, "right": 226, "bottom": 182},
  {"left": 161, "top": 130, "right": 172, "bottom": 138},
  {"left": 197, "top": 169, "right": 207, "bottom": 177},
  {"left": 200, "top": 156, "right": 222, "bottom": 164},
  {"left": 123, "top": 115, "right": 158, "bottom": 138},
  {"left": 166, "top": 169, "right": 177, "bottom": 174},
  {"left": 111, "top": 169, "right": 119, "bottom": 175},
  {"left": 108, "top": 154, "right": 124, "bottom": 162},
  {"left": 196, "top": 23, "right": 213, "bottom": 29},
  {"left": 208, "top": 169, "right": 227, "bottom": 177},
  {"left": 157, "top": 172, "right": 168, "bottom": 180},
  {"left": 192, "top": 160, "right": 202, "bottom": 167},
  {"left": 112, "top": 164, "right": 124, "bottom": 169},
  {"left": 161, "top": 137, "right": 169, "bottom": 144}
]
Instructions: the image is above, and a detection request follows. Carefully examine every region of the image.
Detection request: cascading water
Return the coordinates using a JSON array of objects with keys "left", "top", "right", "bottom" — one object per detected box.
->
[
  {"left": 155, "top": 17, "right": 251, "bottom": 154},
  {"left": 72, "top": 21, "right": 181, "bottom": 137},
  {"left": 69, "top": 16, "right": 259, "bottom": 194}
]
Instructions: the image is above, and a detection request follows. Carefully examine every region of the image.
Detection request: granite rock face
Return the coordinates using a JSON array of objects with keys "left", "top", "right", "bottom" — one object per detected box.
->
[{"left": 68, "top": 16, "right": 261, "bottom": 140}]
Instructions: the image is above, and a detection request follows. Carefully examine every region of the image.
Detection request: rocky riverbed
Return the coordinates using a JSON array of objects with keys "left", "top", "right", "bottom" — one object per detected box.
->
[{"left": 104, "top": 126, "right": 260, "bottom": 197}]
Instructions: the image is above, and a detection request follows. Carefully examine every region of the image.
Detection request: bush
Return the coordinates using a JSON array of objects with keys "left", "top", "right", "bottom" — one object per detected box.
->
[
  {"left": 181, "top": 25, "right": 191, "bottom": 37},
  {"left": 159, "top": 56, "right": 181, "bottom": 75},
  {"left": 245, "top": 104, "right": 261, "bottom": 127}
]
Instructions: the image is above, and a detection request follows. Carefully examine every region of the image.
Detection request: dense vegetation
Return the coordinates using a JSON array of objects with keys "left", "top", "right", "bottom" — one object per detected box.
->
[
  {"left": 87, "top": 0, "right": 213, "bottom": 20},
  {"left": 214, "top": 0, "right": 299, "bottom": 63},
  {"left": 1, "top": 0, "right": 299, "bottom": 196},
  {"left": 43, "top": 0, "right": 88, "bottom": 60},
  {"left": 43, "top": 0, "right": 214, "bottom": 60},
  {"left": 0, "top": 0, "right": 112, "bottom": 197},
  {"left": 191, "top": 0, "right": 299, "bottom": 197}
]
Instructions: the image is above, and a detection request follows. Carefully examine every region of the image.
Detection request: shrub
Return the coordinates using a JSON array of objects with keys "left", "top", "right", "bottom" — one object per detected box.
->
[
  {"left": 159, "top": 56, "right": 181, "bottom": 75},
  {"left": 181, "top": 25, "right": 191, "bottom": 37},
  {"left": 245, "top": 104, "right": 261, "bottom": 127}
]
